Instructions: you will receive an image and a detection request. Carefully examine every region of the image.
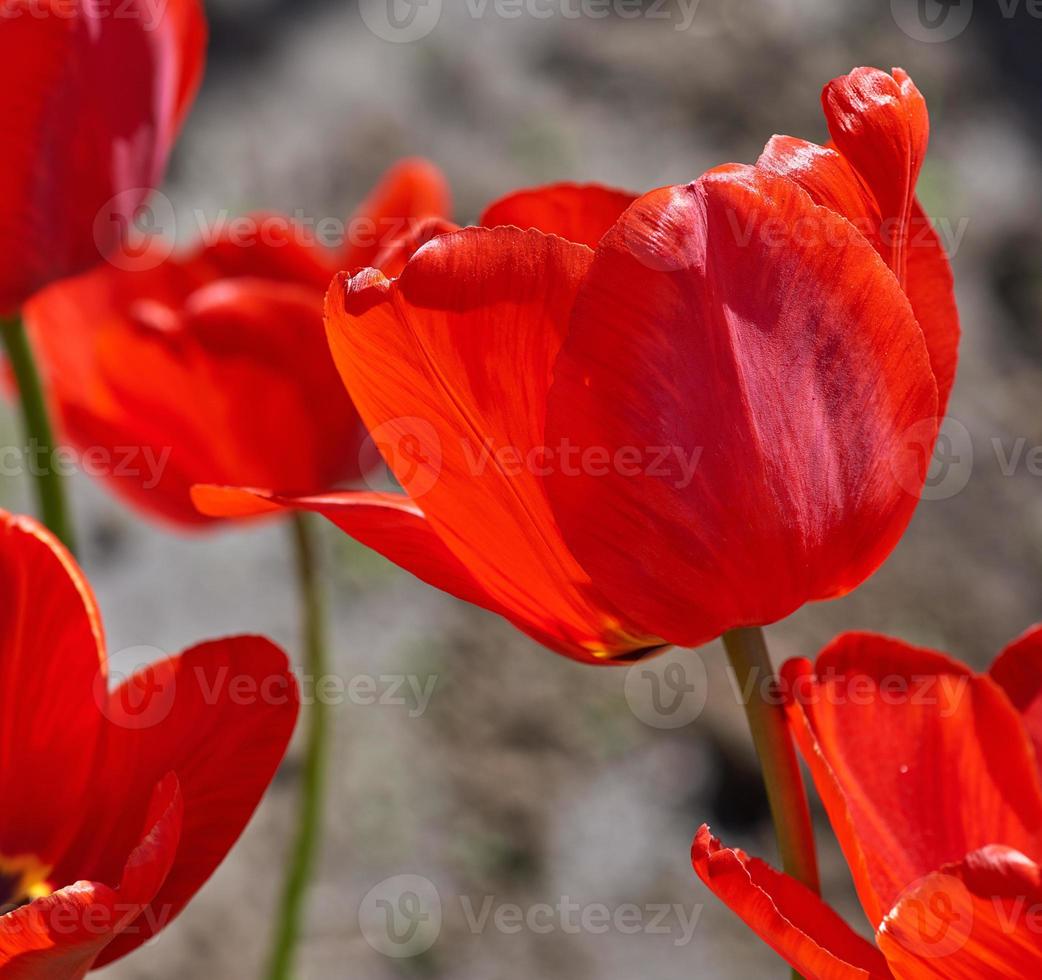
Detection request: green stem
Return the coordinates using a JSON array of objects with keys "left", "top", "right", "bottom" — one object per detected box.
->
[
  {"left": 0, "top": 314, "right": 76, "bottom": 554},
  {"left": 722, "top": 627, "right": 820, "bottom": 894},
  {"left": 267, "top": 513, "right": 329, "bottom": 980}
]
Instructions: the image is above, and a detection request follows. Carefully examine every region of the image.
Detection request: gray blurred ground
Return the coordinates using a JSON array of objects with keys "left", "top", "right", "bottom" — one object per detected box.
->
[{"left": 5, "top": 0, "right": 1042, "bottom": 976}]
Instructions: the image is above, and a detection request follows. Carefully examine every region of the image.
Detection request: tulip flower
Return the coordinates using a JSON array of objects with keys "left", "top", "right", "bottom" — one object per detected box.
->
[
  {"left": 545, "top": 66, "right": 957, "bottom": 651},
  {"left": 693, "top": 628, "right": 1042, "bottom": 978},
  {"left": 0, "top": 0, "right": 206, "bottom": 312},
  {"left": 24, "top": 159, "right": 450, "bottom": 528},
  {"left": 0, "top": 0, "right": 207, "bottom": 551},
  {"left": 0, "top": 509, "right": 298, "bottom": 975}
]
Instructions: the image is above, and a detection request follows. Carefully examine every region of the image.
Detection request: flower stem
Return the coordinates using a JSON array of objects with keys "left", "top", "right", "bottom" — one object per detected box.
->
[
  {"left": 0, "top": 314, "right": 76, "bottom": 554},
  {"left": 722, "top": 627, "right": 819, "bottom": 893},
  {"left": 267, "top": 513, "right": 329, "bottom": 980}
]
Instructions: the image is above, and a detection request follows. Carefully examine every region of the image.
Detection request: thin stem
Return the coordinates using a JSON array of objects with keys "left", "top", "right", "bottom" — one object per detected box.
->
[
  {"left": 267, "top": 513, "right": 329, "bottom": 980},
  {"left": 0, "top": 314, "right": 76, "bottom": 554},
  {"left": 722, "top": 627, "right": 820, "bottom": 893}
]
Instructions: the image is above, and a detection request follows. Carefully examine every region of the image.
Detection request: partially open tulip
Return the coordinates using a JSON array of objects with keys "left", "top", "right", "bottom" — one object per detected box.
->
[
  {"left": 0, "top": 0, "right": 206, "bottom": 312},
  {"left": 544, "top": 66, "right": 956, "bottom": 649},
  {"left": 693, "top": 628, "right": 1042, "bottom": 978},
  {"left": 0, "top": 509, "right": 298, "bottom": 974},
  {"left": 24, "top": 160, "right": 450, "bottom": 527}
]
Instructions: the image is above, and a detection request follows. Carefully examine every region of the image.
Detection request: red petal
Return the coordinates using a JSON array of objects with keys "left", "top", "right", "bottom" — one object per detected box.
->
[
  {"left": 902, "top": 200, "right": 959, "bottom": 417},
  {"left": 783, "top": 635, "right": 1042, "bottom": 929},
  {"left": 0, "top": 775, "right": 182, "bottom": 978},
  {"left": 0, "top": 0, "right": 205, "bottom": 311},
  {"left": 341, "top": 158, "right": 452, "bottom": 271},
  {"left": 28, "top": 272, "right": 364, "bottom": 528},
  {"left": 191, "top": 487, "right": 499, "bottom": 614},
  {"left": 545, "top": 167, "right": 937, "bottom": 647},
  {"left": 822, "top": 67, "right": 928, "bottom": 290},
  {"left": 990, "top": 625, "right": 1042, "bottom": 771},
  {"left": 191, "top": 216, "right": 336, "bottom": 291},
  {"left": 877, "top": 846, "right": 1042, "bottom": 978},
  {"left": 324, "top": 228, "right": 657, "bottom": 662},
  {"left": 0, "top": 512, "right": 104, "bottom": 869},
  {"left": 756, "top": 132, "right": 960, "bottom": 415},
  {"left": 55, "top": 637, "right": 298, "bottom": 966},
  {"left": 480, "top": 182, "right": 638, "bottom": 248},
  {"left": 372, "top": 216, "right": 461, "bottom": 279},
  {"left": 692, "top": 826, "right": 891, "bottom": 979}
]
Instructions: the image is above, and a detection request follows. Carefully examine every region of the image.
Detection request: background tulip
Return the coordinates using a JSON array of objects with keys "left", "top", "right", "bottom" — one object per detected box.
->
[
  {"left": 694, "top": 628, "right": 1042, "bottom": 978},
  {"left": 0, "top": 0, "right": 206, "bottom": 312},
  {"left": 24, "top": 159, "right": 450, "bottom": 528},
  {"left": 0, "top": 509, "right": 298, "bottom": 975}
]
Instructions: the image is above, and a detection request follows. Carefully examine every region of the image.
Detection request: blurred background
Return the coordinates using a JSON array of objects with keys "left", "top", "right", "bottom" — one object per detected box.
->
[{"left": 4, "top": 0, "right": 1042, "bottom": 976}]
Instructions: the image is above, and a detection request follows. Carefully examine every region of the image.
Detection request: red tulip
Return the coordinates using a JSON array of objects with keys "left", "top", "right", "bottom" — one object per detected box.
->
[
  {"left": 194, "top": 183, "right": 669, "bottom": 664},
  {"left": 0, "top": 0, "right": 206, "bottom": 312},
  {"left": 0, "top": 509, "right": 298, "bottom": 975},
  {"left": 693, "top": 628, "right": 1042, "bottom": 978},
  {"left": 543, "top": 66, "right": 956, "bottom": 649},
  {"left": 24, "top": 160, "right": 450, "bottom": 527}
]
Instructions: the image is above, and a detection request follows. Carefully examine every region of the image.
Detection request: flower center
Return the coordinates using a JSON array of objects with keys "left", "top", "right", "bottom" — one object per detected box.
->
[{"left": 0, "top": 856, "right": 53, "bottom": 916}]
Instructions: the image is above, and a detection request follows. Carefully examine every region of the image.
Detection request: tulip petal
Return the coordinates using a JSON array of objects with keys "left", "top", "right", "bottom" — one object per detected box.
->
[
  {"left": 373, "top": 216, "right": 461, "bottom": 279},
  {"left": 877, "top": 846, "right": 1042, "bottom": 979},
  {"left": 191, "top": 486, "right": 500, "bottom": 614},
  {"left": 192, "top": 217, "right": 336, "bottom": 291},
  {"left": 324, "top": 228, "right": 656, "bottom": 661},
  {"left": 822, "top": 67, "right": 928, "bottom": 289},
  {"left": 990, "top": 625, "right": 1042, "bottom": 770},
  {"left": 29, "top": 273, "right": 362, "bottom": 528},
  {"left": 692, "top": 826, "right": 892, "bottom": 979},
  {"left": 783, "top": 634, "right": 1042, "bottom": 928},
  {"left": 546, "top": 167, "right": 937, "bottom": 647},
  {"left": 0, "top": 775, "right": 182, "bottom": 978},
  {"left": 55, "top": 638, "right": 298, "bottom": 966},
  {"left": 0, "top": 512, "right": 104, "bottom": 870},
  {"left": 341, "top": 158, "right": 452, "bottom": 270},
  {"left": 755, "top": 136, "right": 960, "bottom": 414},
  {"left": 480, "top": 183, "right": 638, "bottom": 248}
]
